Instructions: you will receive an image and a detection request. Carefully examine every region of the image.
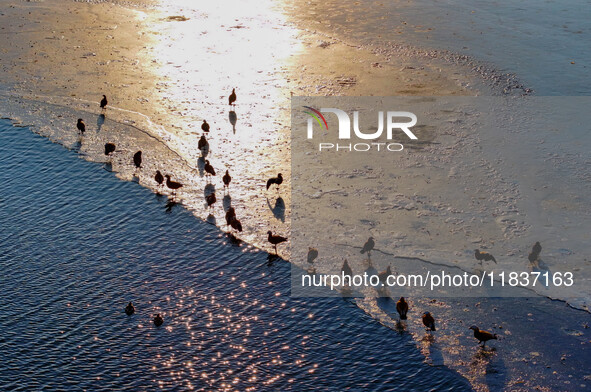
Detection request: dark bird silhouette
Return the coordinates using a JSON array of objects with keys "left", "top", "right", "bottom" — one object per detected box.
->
[
  {"left": 153, "top": 313, "right": 163, "bottom": 327},
  {"left": 230, "top": 217, "right": 242, "bottom": 232},
  {"left": 206, "top": 192, "right": 216, "bottom": 209},
  {"left": 77, "top": 118, "right": 86, "bottom": 134},
  {"left": 266, "top": 173, "right": 283, "bottom": 191},
  {"left": 104, "top": 143, "right": 116, "bottom": 156},
  {"left": 155, "top": 170, "right": 164, "bottom": 189},
  {"left": 422, "top": 312, "right": 436, "bottom": 332},
  {"left": 225, "top": 207, "right": 236, "bottom": 226},
  {"left": 532, "top": 241, "right": 542, "bottom": 256},
  {"left": 125, "top": 302, "right": 135, "bottom": 316},
  {"left": 165, "top": 175, "right": 183, "bottom": 196},
  {"left": 360, "top": 237, "right": 375, "bottom": 255},
  {"left": 474, "top": 249, "right": 496, "bottom": 264},
  {"left": 307, "top": 247, "right": 318, "bottom": 264},
  {"left": 267, "top": 230, "right": 287, "bottom": 253},
  {"left": 204, "top": 160, "right": 216, "bottom": 178},
  {"left": 228, "top": 88, "right": 236, "bottom": 106},
  {"left": 133, "top": 151, "right": 142, "bottom": 169},
  {"left": 100, "top": 95, "right": 108, "bottom": 110},
  {"left": 469, "top": 326, "right": 497, "bottom": 347},
  {"left": 378, "top": 265, "right": 392, "bottom": 284},
  {"left": 528, "top": 251, "right": 538, "bottom": 263},
  {"left": 341, "top": 259, "right": 353, "bottom": 278},
  {"left": 201, "top": 119, "right": 210, "bottom": 133},
  {"left": 396, "top": 297, "right": 408, "bottom": 320},
  {"left": 223, "top": 170, "right": 232, "bottom": 189},
  {"left": 198, "top": 135, "right": 208, "bottom": 151}
]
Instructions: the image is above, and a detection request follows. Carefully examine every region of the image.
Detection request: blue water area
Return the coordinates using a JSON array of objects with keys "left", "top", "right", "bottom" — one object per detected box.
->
[{"left": 0, "top": 120, "right": 472, "bottom": 391}]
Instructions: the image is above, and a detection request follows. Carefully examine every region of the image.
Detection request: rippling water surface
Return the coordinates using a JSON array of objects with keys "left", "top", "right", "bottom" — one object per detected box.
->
[{"left": 0, "top": 120, "right": 471, "bottom": 391}]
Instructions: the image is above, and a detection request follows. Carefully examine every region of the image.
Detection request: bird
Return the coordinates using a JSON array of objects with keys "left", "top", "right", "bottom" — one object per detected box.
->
[
  {"left": 266, "top": 173, "right": 283, "bottom": 191},
  {"left": 396, "top": 297, "right": 408, "bottom": 320},
  {"left": 469, "top": 326, "right": 497, "bottom": 347},
  {"left": 198, "top": 135, "right": 208, "bottom": 151},
  {"left": 360, "top": 237, "right": 375, "bottom": 255},
  {"left": 223, "top": 170, "right": 232, "bottom": 189},
  {"left": 378, "top": 265, "right": 392, "bottom": 284},
  {"left": 201, "top": 119, "right": 210, "bottom": 133},
  {"left": 76, "top": 118, "right": 86, "bottom": 134},
  {"left": 528, "top": 251, "right": 538, "bottom": 264},
  {"left": 474, "top": 249, "right": 496, "bottom": 264},
  {"left": 165, "top": 175, "right": 183, "bottom": 196},
  {"left": 104, "top": 143, "right": 116, "bottom": 156},
  {"left": 532, "top": 241, "right": 542, "bottom": 256},
  {"left": 133, "top": 151, "right": 142, "bottom": 169},
  {"left": 267, "top": 231, "right": 287, "bottom": 253},
  {"left": 307, "top": 247, "right": 318, "bottom": 264},
  {"left": 100, "top": 95, "right": 108, "bottom": 110},
  {"left": 204, "top": 160, "right": 216, "bottom": 178},
  {"left": 206, "top": 192, "right": 216, "bottom": 209},
  {"left": 422, "top": 312, "right": 436, "bottom": 332},
  {"left": 225, "top": 207, "right": 236, "bottom": 226},
  {"left": 230, "top": 217, "right": 243, "bottom": 232},
  {"left": 153, "top": 313, "right": 163, "bottom": 327},
  {"left": 125, "top": 302, "right": 135, "bottom": 316},
  {"left": 341, "top": 259, "right": 352, "bottom": 278},
  {"left": 155, "top": 170, "right": 164, "bottom": 188},
  {"left": 228, "top": 88, "right": 236, "bottom": 106}
]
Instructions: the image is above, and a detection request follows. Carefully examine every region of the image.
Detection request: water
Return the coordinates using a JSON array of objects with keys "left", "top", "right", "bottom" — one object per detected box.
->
[{"left": 0, "top": 120, "right": 471, "bottom": 390}]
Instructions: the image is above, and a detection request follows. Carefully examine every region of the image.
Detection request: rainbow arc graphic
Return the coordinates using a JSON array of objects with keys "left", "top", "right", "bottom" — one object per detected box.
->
[{"left": 304, "top": 106, "right": 328, "bottom": 129}]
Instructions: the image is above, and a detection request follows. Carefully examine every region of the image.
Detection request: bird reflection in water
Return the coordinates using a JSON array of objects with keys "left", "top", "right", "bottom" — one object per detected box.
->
[{"left": 164, "top": 199, "right": 178, "bottom": 214}]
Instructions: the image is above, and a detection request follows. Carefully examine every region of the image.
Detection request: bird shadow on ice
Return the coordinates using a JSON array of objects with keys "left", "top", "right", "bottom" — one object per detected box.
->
[
  {"left": 206, "top": 213, "right": 216, "bottom": 225},
  {"left": 164, "top": 199, "right": 178, "bottom": 214},
  {"left": 267, "top": 197, "right": 285, "bottom": 222},
  {"left": 204, "top": 183, "right": 216, "bottom": 197},
  {"left": 421, "top": 335, "right": 444, "bottom": 366},
  {"left": 229, "top": 110, "right": 237, "bottom": 134},
  {"left": 97, "top": 114, "right": 105, "bottom": 131},
  {"left": 223, "top": 194, "right": 232, "bottom": 212},
  {"left": 470, "top": 348, "right": 507, "bottom": 392}
]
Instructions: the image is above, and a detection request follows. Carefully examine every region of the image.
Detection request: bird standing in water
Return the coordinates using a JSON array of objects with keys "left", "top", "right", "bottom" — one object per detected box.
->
[
  {"left": 165, "top": 175, "right": 183, "bottom": 197},
  {"left": 125, "top": 302, "right": 135, "bottom": 315},
  {"left": 154, "top": 170, "right": 164, "bottom": 189},
  {"left": 360, "top": 237, "right": 375, "bottom": 256},
  {"left": 228, "top": 88, "right": 236, "bottom": 106},
  {"left": 100, "top": 95, "right": 108, "bottom": 111},
  {"left": 77, "top": 118, "right": 86, "bottom": 134},
  {"left": 396, "top": 297, "right": 408, "bottom": 320},
  {"left": 133, "top": 151, "right": 142, "bottom": 169},
  {"left": 201, "top": 120, "right": 210, "bottom": 133},
  {"left": 223, "top": 170, "right": 232, "bottom": 190},
  {"left": 422, "top": 312, "right": 436, "bottom": 332},
  {"left": 474, "top": 249, "right": 496, "bottom": 264},
  {"left": 104, "top": 143, "right": 116, "bottom": 156},
  {"left": 153, "top": 314, "right": 163, "bottom": 327},
  {"left": 266, "top": 173, "right": 283, "bottom": 191},
  {"left": 469, "top": 326, "right": 497, "bottom": 347},
  {"left": 267, "top": 231, "right": 287, "bottom": 253}
]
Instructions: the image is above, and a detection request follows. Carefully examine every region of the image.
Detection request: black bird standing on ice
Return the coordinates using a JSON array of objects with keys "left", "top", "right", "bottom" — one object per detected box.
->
[
  {"left": 341, "top": 259, "right": 353, "bottom": 278},
  {"left": 469, "top": 326, "right": 497, "bottom": 347},
  {"left": 77, "top": 118, "right": 86, "bottom": 134},
  {"left": 360, "top": 237, "right": 375, "bottom": 256},
  {"left": 225, "top": 207, "right": 236, "bottom": 227},
  {"left": 422, "top": 312, "right": 436, "bottom": 332},
  {"left": 474, "top": 249, "right": 496, "bottom": 264},
  {"left": 153, "top": 314, "right": 163, "bottom": 327},
  {"left": 230, "top": 216, "right": 242, "bottom": 233},
  {"left": 378, "top": 265, "right": 392, "bottom": 285},
  {"left": 100, "top": 95, "right": 108, "bottom": 110},
  {"left": 228, "top": 88, "right": 236, "bottom": 106},
  {"left": 204, "top": 160, "right": 216, "bottom": 178},
  {"left": 223, "top": 170, "right": 232, "bottom": 189},
  {"left": 206, "top": 192, "right": 217, "bottom": 209},
  {"left": 201, "top": 120, "right": 210, "bottom": 133},
  {"left": 198, "top": 135, "right": 209, "bottom": 151},
  {"left": 133, "top": 151, "right": 142, "bottom": 169},
  {"left": 529, "top": 241, "right": 542, "bottom": 263},
  {"left": 307, "top": 247, "right": 318, "bottom": 264},
  {"left": 125, "top": 302, "right": 135, "bottom": 315},
  {"left": 267, "top": 231, "right": 287, "bottom": 253},
  {"left": 266, "top": 173, "right": 283, "bottom": 191},
  {"left": 154, "top": 170, "right": 164, "bottom": 189},
  {"left": 104, "top": 143, "right": 116, "bottom": 156},
  {"left": 396, "top": 297, "right": 408, "bottom": 320},
  {"left": 165, "top": 175, "right": 183, "bottom": 197}
]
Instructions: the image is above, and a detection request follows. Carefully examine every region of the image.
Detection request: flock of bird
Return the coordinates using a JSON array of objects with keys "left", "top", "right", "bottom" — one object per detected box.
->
[
  {"left": 76, "top": 91, "right": 289, "bottom": 266},
  {"left": 307, "top": 237, "right": 544, "bottom": 347}
]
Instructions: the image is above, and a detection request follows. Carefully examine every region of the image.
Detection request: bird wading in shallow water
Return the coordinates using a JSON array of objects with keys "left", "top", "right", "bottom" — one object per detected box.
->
[
  {"left": 266, "top": 173, "right": 283, "bottom": 192},
  {"left": 228, "top": 88, "right": 236, "bottom": 106},
  {"left": 396, "top": 297, "right": 408, "bottom": 320},
  {"left": 422, "top": 312, "right": 436, "bottom": 332},
  {"left": 77, "top": 118, "right": 86, "bottom": 134},
  {"left": 100, "top": 95, "right": 108, "bottom": 111},
  {"left": 267, "top": 231, "right": 287, "bottom": 253},
  {"left": 474, "top": 249, "right": 496, "bottom": 264},
  {"left": 469, "top": 326, "right": 497, "bottom": 347}
]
